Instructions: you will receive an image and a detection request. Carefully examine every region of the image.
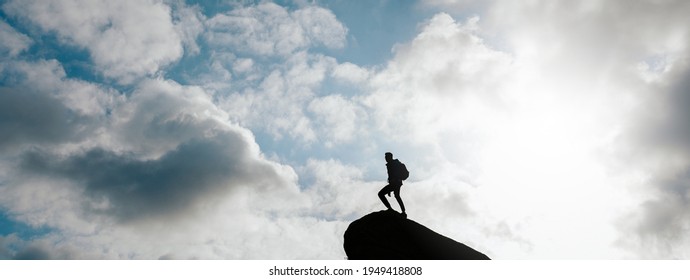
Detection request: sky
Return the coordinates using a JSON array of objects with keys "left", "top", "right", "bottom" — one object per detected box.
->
[{"left": 0, "top": 0, "right": 689, "bottom": 260}]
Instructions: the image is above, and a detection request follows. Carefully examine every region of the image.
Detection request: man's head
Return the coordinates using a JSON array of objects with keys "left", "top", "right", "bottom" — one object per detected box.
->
[{"left": 385, "top": 152, "right": 393, "bottom": 163}]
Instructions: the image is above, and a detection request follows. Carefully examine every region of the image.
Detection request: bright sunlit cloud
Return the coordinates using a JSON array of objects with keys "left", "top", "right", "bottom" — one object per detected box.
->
[{"left": 1, "top": 0, "right": 690, "bottom": 259}]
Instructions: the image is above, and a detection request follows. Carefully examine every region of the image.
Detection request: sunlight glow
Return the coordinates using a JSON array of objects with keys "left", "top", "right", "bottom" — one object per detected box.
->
[{"left": 467, "top": 75, "right": 633, "bottom": 258}]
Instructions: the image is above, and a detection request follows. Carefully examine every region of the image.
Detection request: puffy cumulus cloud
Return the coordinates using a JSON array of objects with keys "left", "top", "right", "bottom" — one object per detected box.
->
[
  {"left": 1, "top": 158, "right": 317, "bottom": 259},
  {"left": 390, "top": 0, "right": 690, "bottom": 258},
  {"left": 233, "top": 58, "right": 255, "bottom": 74},
  {"left": 2, "top": 74, "right": 298, "bottom": 221},
  {"left": 0, "top": 50, "right": 328, "bottom": 259},
  {"left": 170, "top": 1, "right": 205, "bottom": 56},
  {"left": 360, "top": 7, "right": 670, "bottom": 258},
  {"left": 292, "top": 5, "right": 348, "bottom": 50},
  {"left": 2, "top": 0, "right": 185, "bottom": 83},
  {"left": 107, "top": 79, "right": 232, "bottom": 158},
  {"left": 479, "top": 0, "right": 690, "bottom": 259},
  {"left": 204, "top": 2, "right": 347, "bottom": 57},
  {"left": 331, "top": 62, "right": 371, "bottom": 85},
  {"left": 482, "top": 0, "right": 690, "bottom": 88},
  {"left": 423, "top": 0, "right": 490, "bottom": 12},
  {"left": 0, "top": 19, "right": 32, "bottom": 57},
  {"left": 2, "top": 142, "right": 355, "bottom": 259},
  {"left": 0, "top": 59, "right": 121, "bottom": 116},
  {"left": 365, "top": 13, "right": 514, "bottom": 145},
  {"left": 0, "top": 186, "right": 326, "bottom": 259},
  {"left": 621, "top": 182, "right": 690, "bottom": 259},
  {"left": 308, "top": 94, "right": 369, "bottom": 148},
  {"left": 299, "top": 159, "right": 379, "bottom": 218},
  {"left": 18, "top": 130, "right": 294, "bottom": 222},
  {"left": 0, "top": 88, "right": 90, "bottom": 153},
  {"left": 0, "top": 1, "right": 357, "bottom": 259},
  {"left": 615, "top": 60, "right": 690, "bottom": 259},
  {"left": 197, "top": 3, "right": 357, "bottom": 146},
  {"left": 331, "top": 62, "right": 371, "bottom": 84},
  {"left": 0, "top": 39, "right": 345, "bottom": 259},
  {"left": 487, "top": 0, "right": 690, "bottom": 52},
  {"left": 0, "top": 76, "right": 319, "bottom": 258},
  {"left": 220, "top": 52, "right": 340, "bottom": 143},
  {"left": 0, "top": 59, "right": 120, "bottom": 154},
  {"left": 6, "top": 0, "right": 689, "bottom": 260}
]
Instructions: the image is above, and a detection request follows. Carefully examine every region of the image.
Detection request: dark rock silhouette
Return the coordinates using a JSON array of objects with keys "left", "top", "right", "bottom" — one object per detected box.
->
[{"left": 344, "top": 210, "right": 490, "bottom": 260}]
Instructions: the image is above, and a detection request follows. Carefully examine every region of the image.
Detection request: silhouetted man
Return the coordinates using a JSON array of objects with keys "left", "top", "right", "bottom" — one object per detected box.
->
[{"left": 378, "top": 152, "right": 406, "bottom": 218}]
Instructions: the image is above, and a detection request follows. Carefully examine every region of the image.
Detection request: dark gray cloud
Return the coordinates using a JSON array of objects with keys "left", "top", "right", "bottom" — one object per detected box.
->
[
  {"left": 0, "top": 87, "right": 93, "bottom": 153},
  {"left": 13, "top": 245, "right": 52, "bottom": 260},
  {"left": 1, "top": 235, "right": 75, "bottom": 260},
  {"left": 19, "top": 130, "right": 288, "bottom": 222},
  {"left": 6, "top": 239, "right": 85, "bottom": 260},
  {"left": 0, "top": 236, "right": 14, "bottom": 259},
  {"left": 636, "top": 179, "right": 690, "bottom": 236},
  {"left": 618, "top": 62, "right": 690, "bottom": 258},
  {"left": 646, "top": 66, "right": 690, "bottom": 152}
]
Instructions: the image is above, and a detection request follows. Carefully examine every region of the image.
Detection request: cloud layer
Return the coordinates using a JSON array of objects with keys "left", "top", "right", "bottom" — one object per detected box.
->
[
  {"left": 1, "top": 0, "right": 690, "bottom": 259},
  {"left": 205, "top": 2, "right": 347, "bottom": 57},
  {"left": 3, "top": 0, "right": 185, "bottom": 83}
]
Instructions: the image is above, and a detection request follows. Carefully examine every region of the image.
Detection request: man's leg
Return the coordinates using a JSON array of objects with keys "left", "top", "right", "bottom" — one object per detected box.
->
[
  {"left": 378, "top": 185, "right": 393, "bottom": 210},
  {"left": 393, "top": 185, "right": 405, "bottom": 214}
]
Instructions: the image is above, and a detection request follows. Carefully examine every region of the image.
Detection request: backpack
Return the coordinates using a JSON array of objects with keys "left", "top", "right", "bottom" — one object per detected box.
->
[{"left": 397, "top": 160, "right": 410, "bottom": 181}]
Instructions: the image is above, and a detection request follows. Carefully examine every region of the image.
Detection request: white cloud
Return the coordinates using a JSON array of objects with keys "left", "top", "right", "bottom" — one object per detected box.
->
[
  {"left": 0, "top": 19, "right": 32, "bottom": 57},
  {"left": 365, "top": 13, "right": 513, "bottom": 145},
  {"left": 204, "top": 2, "right": 347, "bottom": 57},
  {"left": 220, "top": 52, "right": 338, "bottom": 143},
  {"left": 359, "top": 0, "right": 690, "bottom": 259},
  {"left": 0, "top": 39, "right": 339, "bottom": 258},
  {"left": 107, "top": 79, "right": 232, "bottom": 157},
  {"left": 0, "top": 59, "right": 121, "bottom": 154},
  {"left": 331, "top": 62, "right": 370, "bottom": 84},
  {"left": 293, "top": 5, "right": 348, "bottom": 50},
  {"left": 308, "top": 94, "right": 368, "bottom": 147},
  {"left": 2, "top": 132, "right": 364, "bottom": 259},
  {"left": 299, "top": 159, "right": 380, "bottom": 219},
  {"left": 2, "top": 0, "right": 185, "bottom": 83},
  {"left": 423, "top": 0, "right": 486, "bottom": 10},
  {"left": 232, "top": 58, "right": 254, "bottom": 74},
  {"left": 2, "top": 59, "right": 122, "bottom": 116},
  {"left": 480, "top": 0, "right": 690, "bottom": 259},
  {"left": 4, "top": 0, "right": 690, "bottom": 260},
  {"left": 199, "top": 3, "right": 353, "bottom": 146},
  {"left": 360, "top": 7, "right": 677, "bottom": 258},
  {"left": 171, "top": 1, "right": 205, "bottom": 55},
  {"left": 0, "top": 71, "right": 329, "bottom": 258}
]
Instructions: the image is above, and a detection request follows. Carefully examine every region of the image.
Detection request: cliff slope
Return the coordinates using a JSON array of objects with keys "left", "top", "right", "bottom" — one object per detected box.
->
[{"left": 344, "top": 210, "right": 490, "bottom": 260}]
